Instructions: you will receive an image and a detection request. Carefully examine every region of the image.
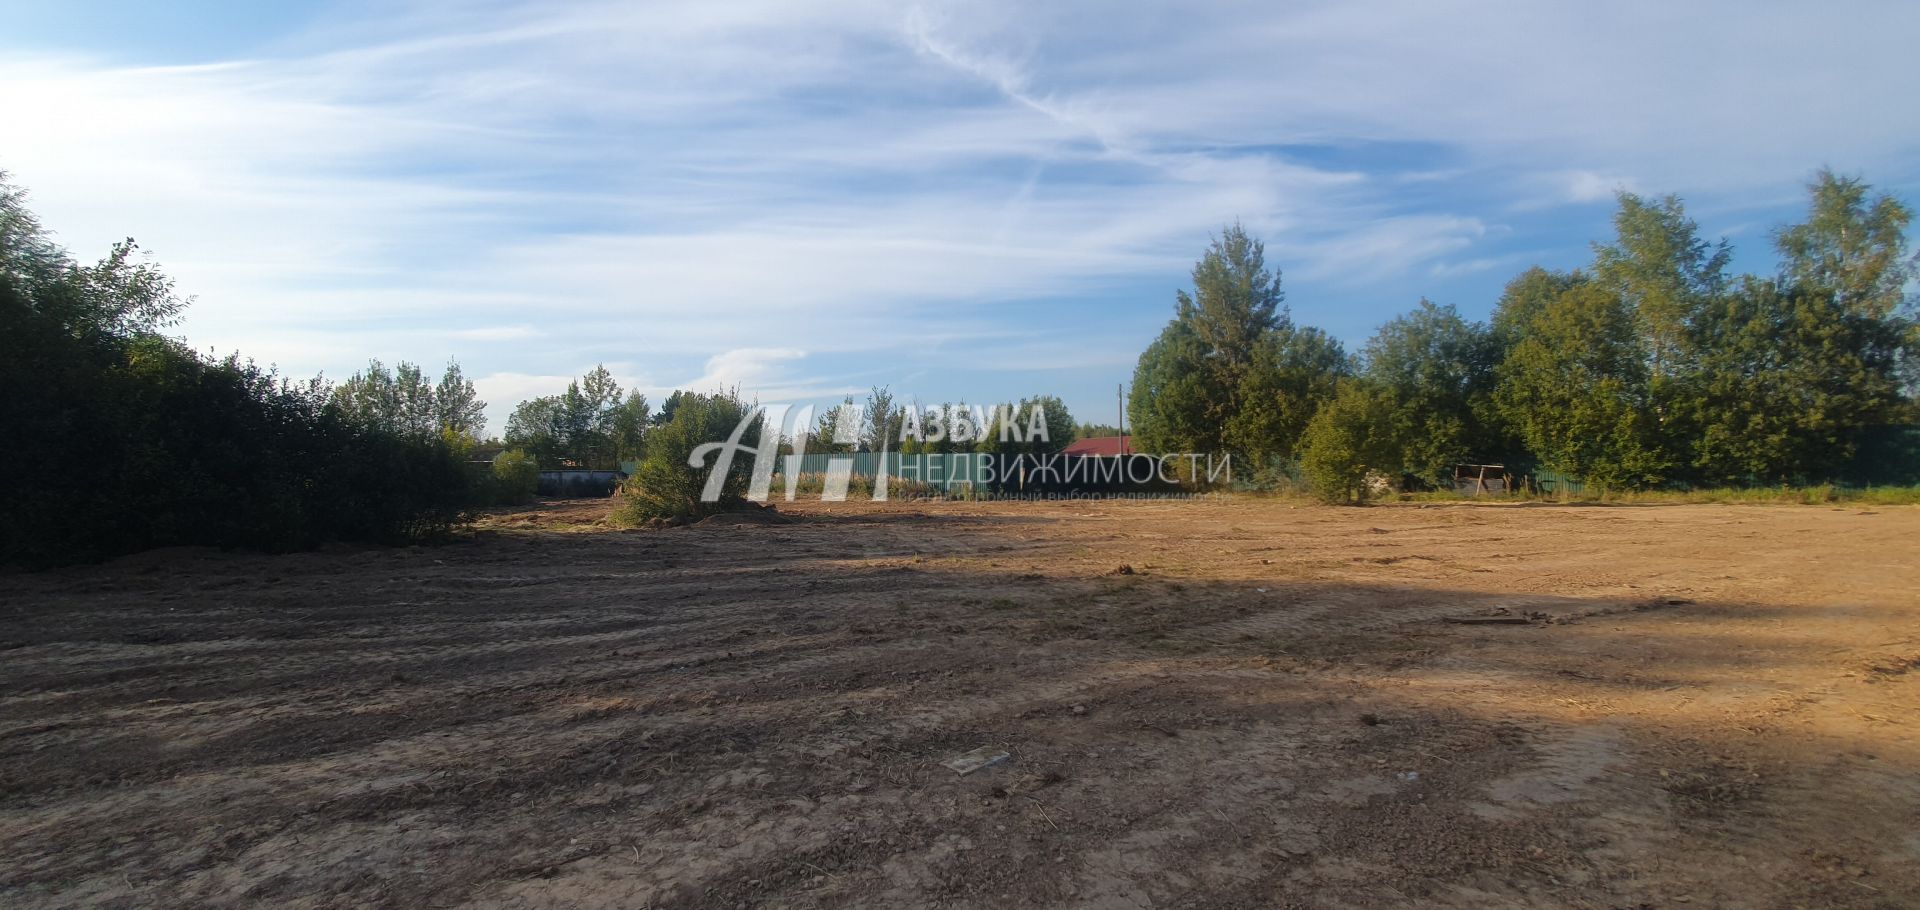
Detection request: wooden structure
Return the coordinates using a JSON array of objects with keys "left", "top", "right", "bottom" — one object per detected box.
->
[{"left": 1453, "top": 464, "right": 1510, "bottom": 496}]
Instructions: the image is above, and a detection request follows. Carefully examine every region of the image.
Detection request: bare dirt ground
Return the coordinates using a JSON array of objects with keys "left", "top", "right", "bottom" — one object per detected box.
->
[{"left": 3, "top": 498, "right": 1919, "bottom": 909}]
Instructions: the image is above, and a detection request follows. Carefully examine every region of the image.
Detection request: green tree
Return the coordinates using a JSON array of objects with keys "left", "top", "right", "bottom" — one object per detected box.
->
[
  {"left": 1684, "top": 278, "right": 1873, "bottom": 483},
  {"left": 1131, "top": 224, "right": 1288, "bottom": 455},
  {"left": 395, "top": 362, "right": 438, "bottom": 437},
  {"left": 1129, "top": 316, "right": 1223, "bottom": 453},
  {"left": 1490, "top": 267, "right": 1585, "bottom": 349},
  {"left": 505, "top": 396, "right": 566, "bottom": 466},
  {"left": 330, "top": 359, "right": 482, "bottom": 439},
  {"left": 433, "top": 361, "right": 487, "bottom": 439},
  {"left": 864, "top": 386, "right": 902, "bottom": 452},
  {"left": 1486, "top": 268, "right": 1591, "bottom": 471},
  {"left": 0, "top": 177, "right": 66, "bottom": 291},
  {"left": 560, "top": 366, "right": 619, "bottom": 468},
  {"left": 331, "top": 359, "right": 438, "bottom": 437},
  {"left": 504, "top": 364, "right": 635, "bottom": 468},
  {"left": 945, "top": 406, "right": 974, "bottom": 458},
  {"left": 1184, "top": 223, "right": 1285, "bottom": 373},
  {"left": 1775, "top": 170, "right": 1917, "bottom": 413},
  {"left": 57, "top": 239, "right": 186, "bottom": 336},
  {"left": 610, "top": 391, "right": 651, "bottom": 464},
  {"left": 1360, "top": 300, "right": 1501, "bottom": 487},
  {"left": 1015, "top": 395, "right": 1077, "bottom": 455},
  {"left": 1299, "top": 381, "right": 1395, "bottom": 504},
  {"left": 1224, "top": 325, "right": 1348, "bottom": 464},
  {"left": 1680, "top": 173, "right": 1916, "bottom": 483},
  {"left": 2, "top": 174, "right": 183, "bottom": 338},
  {"left": 491, "top": 449, "right": 540, "bottom": 504},
  {"left": 614, "top": 391, "right": 756, "bottom": 524},
  {"left": 1775, "top": 169, "right": 1916, "bottom": 321},
  {"left": 812, "top": 396, "right": 859, "bottom": 454},
  {"left": 652, "top": 390, "right": 685, "bottom": 426},
  {"left": 1495, "top": 282, "right": 1669, "bottom": 489},
  {"left": 1584, "top": 192, "right": 1735, "bottom": 476},
  {"left": 1594, "top": 192, "right": 1730, "bottom": 384}
]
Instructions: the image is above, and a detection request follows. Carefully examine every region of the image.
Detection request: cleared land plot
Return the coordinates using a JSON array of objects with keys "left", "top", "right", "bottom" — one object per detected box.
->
[{"left": 3, "top": 499, "right": 1919, "bottom": 908}]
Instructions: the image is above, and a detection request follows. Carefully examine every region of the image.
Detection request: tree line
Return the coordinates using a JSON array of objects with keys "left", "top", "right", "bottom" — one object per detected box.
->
[
  {"left": 330, "top": 359, "right": 486, "bottom": 441},
  {"left": 10, "top": 163, "right": 1910, "bottom": 564},
  {"left": 0, "top": 174, "right": 501, "bottom": 567},
  {"left": 0, "top": 172, "right": 565, "bottom": 567},
  {"left": 503, "top": 367, "right": 650, "bottom": 470},
  {"left": 1131, "top": 171, "right": 1919, "bottom": 501}
]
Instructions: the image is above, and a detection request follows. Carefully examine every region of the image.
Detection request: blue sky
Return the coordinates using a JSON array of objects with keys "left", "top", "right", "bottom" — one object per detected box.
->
[{"left": 4, "top": 0, "right": 1918, "bottom": 435}]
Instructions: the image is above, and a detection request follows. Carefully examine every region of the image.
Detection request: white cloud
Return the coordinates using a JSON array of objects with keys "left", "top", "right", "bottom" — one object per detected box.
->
[
  {"left": 684, "top": 348, "right": 806, "bottom": 391},
  {"left": 1429, "top": 257, "right": 1503, "bottom": 279},
  {"left": 451, "top": 325, "right": 542, "bottom": 342},
  {"left": 472, "top": 371, "right": 582, "bottom": 407},
  {"left": 1564, "top": 171, "right": 1641, "bottom": 205},
  {"left": 3, "top": 0, "right": 1917, "bottom": 423},
  {"left": 1288, "top": 215, "right": 1490, "bottom": 282},
  {"left": 678, "top": 348, "right": 864, "bottom": 404}
]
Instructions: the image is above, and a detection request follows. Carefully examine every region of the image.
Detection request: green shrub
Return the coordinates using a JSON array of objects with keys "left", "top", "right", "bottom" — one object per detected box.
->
[
  {"left": 766, "top": 471, "right": 939, "bottom": 500},
  {"left": 0, "top": 177, "right": 476, "bottom": 566},
  {"left": 613, "top": 391, "right": 755, "bottom": 524},
  {"left": 491, "top": 449, "right": 540, "bottom": 505},
  {"left": 0, "top": 325, "right": 476, "bottom": 566},
  {"left": 1232, "top": 456, "right": 1313, "bottom": 495},
  {"left": 1850, "top": 485, "right": 1920, "bottom": 506},
  {"left": 1299, "top": 382, "right": 1393, "bottom": 504}
]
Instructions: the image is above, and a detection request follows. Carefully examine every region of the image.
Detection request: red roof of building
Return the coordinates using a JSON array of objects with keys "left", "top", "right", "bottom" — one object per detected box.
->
[{"left": 1062, "top": 435, "right": 1133, "bottom": 457}]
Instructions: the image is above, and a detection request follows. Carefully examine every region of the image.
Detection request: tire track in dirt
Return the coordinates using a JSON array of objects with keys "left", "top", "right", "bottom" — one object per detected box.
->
[{"left": 5, "top": 500, "right": 1919, "bottom": 908}]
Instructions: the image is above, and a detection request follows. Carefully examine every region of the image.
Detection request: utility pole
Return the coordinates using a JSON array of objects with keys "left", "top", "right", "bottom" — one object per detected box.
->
[{"left": 1117, "top": 383, "right": 1128, "bottom": 455}]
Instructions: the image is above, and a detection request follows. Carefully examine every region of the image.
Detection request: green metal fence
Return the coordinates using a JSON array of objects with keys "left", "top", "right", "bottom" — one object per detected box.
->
[{"left": 783, "top": 453, "right": 994, "bottom": 488}]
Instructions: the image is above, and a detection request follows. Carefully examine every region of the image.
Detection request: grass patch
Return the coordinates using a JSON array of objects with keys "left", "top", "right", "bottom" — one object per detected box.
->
[{"left": 1392, "top": 484, "right": 1920, "bottom": 506}]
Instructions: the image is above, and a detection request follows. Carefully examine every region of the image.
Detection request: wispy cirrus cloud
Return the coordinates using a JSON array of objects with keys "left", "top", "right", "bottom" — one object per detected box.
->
[{"left": 2, "top": 0, "right": 1916, "bottom": 431}]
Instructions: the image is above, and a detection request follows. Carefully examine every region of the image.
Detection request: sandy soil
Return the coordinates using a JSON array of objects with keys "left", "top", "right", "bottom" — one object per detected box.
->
[{"left": 3, "top": 498, "right": 1918, "bottom": 909}]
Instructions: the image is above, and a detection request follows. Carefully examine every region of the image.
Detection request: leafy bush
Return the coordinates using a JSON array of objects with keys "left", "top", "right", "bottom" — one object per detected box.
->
[
  {"left": 1850, "top": 485, "right": 1920, "bottom": 506},
  {"left": 491, "top": 449, "right": 540, "bottom": 505},
  {"left": 765, "top": 471, "right": 940, "bottom": 500},
  {"left": 1, "top": 174, "right": 476, "bottom": 567},
  {"left": 613, "top": 391, "right": 756, "bottom": 524},
  {"left": 0, "top": 327, "right": 476, "bottom": 565},
  {"left": 1552, "top": 483, "right": 1920, "bottom": 506},
  {"left": 1231, "top": 456, "right": 1313, "bottom": 495},
  {"left": 1299, "top": 382, "right": 1393, "bottom": 504}
]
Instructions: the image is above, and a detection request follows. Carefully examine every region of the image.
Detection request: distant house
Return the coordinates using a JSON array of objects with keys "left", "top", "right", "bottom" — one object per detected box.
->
[
  {"left": 1062, "top": 435, "right": 1132, "bottom": 457},
  {"left": 468, "top": 445, "right": 506, "bottom": 465}
]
